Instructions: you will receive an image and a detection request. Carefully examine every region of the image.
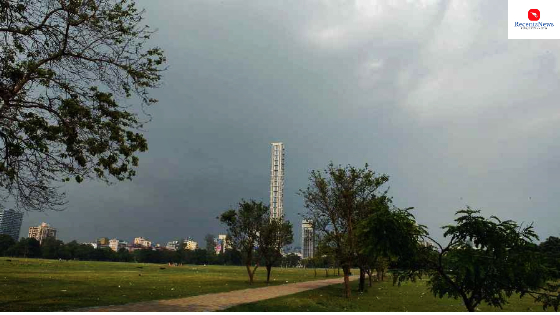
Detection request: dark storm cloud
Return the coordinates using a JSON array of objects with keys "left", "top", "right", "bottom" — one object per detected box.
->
[{"left": 24, "top": 0, "right": 560, "bottom": 246}]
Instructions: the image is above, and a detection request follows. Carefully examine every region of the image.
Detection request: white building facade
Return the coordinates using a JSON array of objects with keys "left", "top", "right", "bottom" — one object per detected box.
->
[
  {"left": 302, "top": 220, "right": 315, "bottom": 259},
  {"left": 269, "top": 142, "right": 285, "bottom": 219}
]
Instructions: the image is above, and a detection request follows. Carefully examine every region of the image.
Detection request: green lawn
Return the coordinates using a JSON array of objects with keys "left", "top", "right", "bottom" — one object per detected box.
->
[
  {"left": 0, "top": 258, "right": 338, "bottom": 311},
  {"left": 226, "top": 278, "right": 552, "bottom": 312}
]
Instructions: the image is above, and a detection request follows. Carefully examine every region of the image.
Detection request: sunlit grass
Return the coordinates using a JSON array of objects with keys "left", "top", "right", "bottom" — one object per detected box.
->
[{"left": 0, "top": 257, "right": 338, "bottom": 311}]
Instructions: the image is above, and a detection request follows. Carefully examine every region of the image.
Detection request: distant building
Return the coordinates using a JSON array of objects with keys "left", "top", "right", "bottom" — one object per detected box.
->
[
  {"left": 166, "top": 240, "right": 180, "bottom": 251},
  {"left": 302, "top": 220, "right": 315, "bottom": 259},
  {"left": 134, "top": 237, "right": 152, "bottom": 248},
  {"left": 270, "top": 142, "right": 285, "bottom": 219},
  {"left": 0, "top": 209, "right": 24, "bottom": 241},
  {"left": 97, "top": 237, "right": 109, "bottom": 246},
  {"left": 109, "top": 239, "right": 128, "bottom": 252},
  {"left": 184, "top": 238, "right": 198, "bottom": 250},
  {"left": 214, "top": 234, "right": 231, "bottom": 254},
  {"left": 28, "top": 222, "right": 57, "bottom": 244}
]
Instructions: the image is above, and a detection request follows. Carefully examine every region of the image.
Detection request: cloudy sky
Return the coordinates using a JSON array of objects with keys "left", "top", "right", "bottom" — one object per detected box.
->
[{"left": 24, "top": 0, "right": 560, "bottom": 247}]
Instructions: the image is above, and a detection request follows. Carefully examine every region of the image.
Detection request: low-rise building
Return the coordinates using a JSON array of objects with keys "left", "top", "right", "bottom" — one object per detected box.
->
[
  {"left": 28, "top": 222, "right": 57, "bottom": 244},
  {"left": 215, "top": 234, "right": 231, "bottom": 254},
  {"left": 109, "top": 238, "right": 128, "bottom": 252},
  {"left": 97, "top": 237, "right": 109, "bottom": 246},
  {"left": 134, "top": 237, "right": 152, "bottom": 248},
  {"left": 184, "top": 238, "right": 198, "bottom": 250},
  {"left": 166, "top": 240, "right": 180, "bottom": 251}
]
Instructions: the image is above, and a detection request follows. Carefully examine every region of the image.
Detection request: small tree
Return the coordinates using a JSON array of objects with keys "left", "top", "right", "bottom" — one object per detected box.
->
[
  {"left": 219, "top": 199, "right": 267, "bottom": 284},
  {"left": 421, "top": 208, "right": 560, "bottom": 312},
  {"left": 258, "top": 215, "right": 293, "bottom": 283},
  {"left": 357, "top": 206, "right": 426, "bottom": 290},
  {"left": 204, "top": 234, "right": 217, "bottom": 264},
  {"left": 300, "top": 163, "right": 389, "bottom": 298},
  {"left": 204, "top": 234, "right": 216, "bottom": 254}
]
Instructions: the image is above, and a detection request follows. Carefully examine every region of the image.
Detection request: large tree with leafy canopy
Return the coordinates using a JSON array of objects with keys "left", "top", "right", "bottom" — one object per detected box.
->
[
  {"left": 420, "top": 208, "right": 560, "bottom": 312},
  {"left": 0, "top": 0, "right": 166, "bottom": 212}
]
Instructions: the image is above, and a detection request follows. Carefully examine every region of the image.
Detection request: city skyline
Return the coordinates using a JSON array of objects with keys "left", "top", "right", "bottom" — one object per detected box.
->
[{"left": 20, "top": 0, "right": 560, "bottom": 248}]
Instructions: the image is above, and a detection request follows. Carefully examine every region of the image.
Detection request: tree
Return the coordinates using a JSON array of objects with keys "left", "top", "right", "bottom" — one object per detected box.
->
[
  {"left": 204, "top": 233, "right": 217, "bottom": 263},
  {"left": 421, "top": 208, "right": 560, "bottom": 312},
  {"left": 0, "top": 0, "right": 166, "bottom": 212},
  {"left": 219, "top": 199, "right": 267, "bottom": 284},
  {"left": 357, "top": 205, "right": 426, "bottom": 290},
  {"left": 6, "top": 237, "right": 41, "bottom": 257},
  {"left": 540, "top": 236, "right": 560, "bottom": 278},
  {"left": 300, "top": 163, "right": 389, "bottom": 298},
  {"left": 281, "top": 253, "right": 301, "bottom": 268},
  {"left": 41, "top": 236, "right": 64, "bottom": 259},
  {"left": 204, "top": 234, "right": 216, "bottom": 253},
  {"left": 116, "top": 247, "right": 133, "bottom": 262},
  {"left": 0, "top": 234, "right": 15, "bottom": 255},
  {"left": 258, "top": 215, "right": 293, "bottom": 283}
]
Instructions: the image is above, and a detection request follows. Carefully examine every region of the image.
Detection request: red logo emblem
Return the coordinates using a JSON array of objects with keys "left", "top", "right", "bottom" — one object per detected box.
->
[{"left": 528, "top": 9, "right": 540, "bottom": 21}]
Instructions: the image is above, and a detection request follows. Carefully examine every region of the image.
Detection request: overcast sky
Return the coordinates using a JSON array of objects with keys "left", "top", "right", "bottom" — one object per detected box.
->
[{"left": 23, "top": 0, "right": 560, "bottom": 247}]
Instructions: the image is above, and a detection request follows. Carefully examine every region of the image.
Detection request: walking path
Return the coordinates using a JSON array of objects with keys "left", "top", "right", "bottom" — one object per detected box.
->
[{"left": 82, "top": 275, "right": 359, "bottom": 312}]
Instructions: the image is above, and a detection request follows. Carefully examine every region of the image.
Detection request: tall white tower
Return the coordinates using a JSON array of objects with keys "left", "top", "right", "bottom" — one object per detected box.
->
[
  {"left": 270, "top": 142, "right": 285, "bottom": 219},
  {"left": 302, "top": 220, "right": 314, "bottom": 259}
]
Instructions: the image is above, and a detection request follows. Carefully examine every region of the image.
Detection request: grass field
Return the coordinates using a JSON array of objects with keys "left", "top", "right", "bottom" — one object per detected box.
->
[
  {"left": 226, "top": 278, "right": 552, "bottom": 312},
  {"left": 0, "top": 257, "right": 339, "bottom": 311}
]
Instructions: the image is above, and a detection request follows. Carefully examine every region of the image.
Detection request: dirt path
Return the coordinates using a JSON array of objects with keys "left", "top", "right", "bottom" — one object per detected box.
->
[{"left": 81, "top": 275, "right": 359, "bottom": 312}]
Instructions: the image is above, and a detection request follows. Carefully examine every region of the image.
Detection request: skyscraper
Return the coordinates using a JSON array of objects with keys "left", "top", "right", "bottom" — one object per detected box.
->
[
  {"left": 269, "top": 142, "right": 285, "bottom": 219},
  {"left": 302, "top": 220, "right": 315, "bottom": 259},
  {"left": 0, "top": 209, "right": 24, "bottom": 241}
]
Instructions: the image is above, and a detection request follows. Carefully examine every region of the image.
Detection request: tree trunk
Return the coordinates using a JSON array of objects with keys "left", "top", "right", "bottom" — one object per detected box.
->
[
  {"left": 325, "top": 268, "right": 328, "bottom": 277},
  {"left": 358, "top": 267, "right": 366, "bottom": 292},
  {"left": 463, "top": 297, "right": 475, "bottom": 312},
  {"left": 343, "top": 265, "right": 351, "bottom": 298},
  {"left": 367, "top": 269, "right": 372, "bottom": 287},
  {"left": 314, "top": 267, "right": 317, "bottom": 277},
  {"left": 246, "top": 264, "right": 254, "bottom": 284},
  {"left": 266, "top": 265, "right": 272, "bottom": 283}
]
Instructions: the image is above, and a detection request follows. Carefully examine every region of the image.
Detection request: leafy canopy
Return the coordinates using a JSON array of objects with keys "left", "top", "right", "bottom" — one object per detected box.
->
[
  {"left": 424, "top": 208, "right": 559, "bottom": 312},
  {"left": 0, "top": 0, "right": 166, "bottom": 211}
]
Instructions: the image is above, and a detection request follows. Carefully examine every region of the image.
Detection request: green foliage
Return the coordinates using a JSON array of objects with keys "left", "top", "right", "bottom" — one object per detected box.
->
[
  {"left": 258, "top": 215, "right": 294, "bottom": 282},
  {"left": 204, "top": 234, "right": 216, "bottom": 254},
  {"left": 0, "top": 0, "right": 166, "bottom": 212},
  {"left": 540, "top": 236, "right": 560, "bottom": 278},
  {"left": 6, "top": 237, "right": 41, "bottom": 258},
  {"left": 0, "top": 234, "right": 15, "bottom": 255},
  {"left": 423, "top": 208, "right": 559, "bottom": 312},
  {"left": 300, "top": 162, "right": 391, "bottom": 296},
  {"left": 219, "top": 199, "right": 268, "bottom": 283}
]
